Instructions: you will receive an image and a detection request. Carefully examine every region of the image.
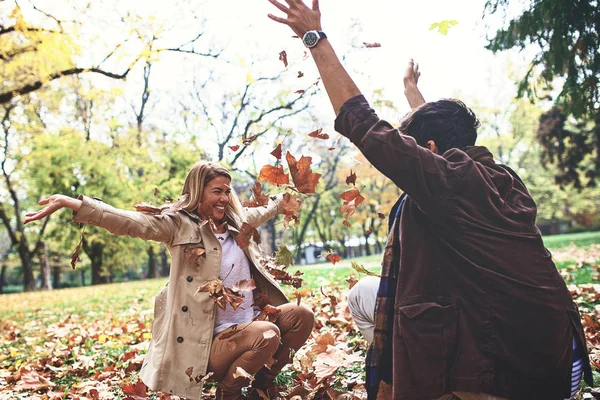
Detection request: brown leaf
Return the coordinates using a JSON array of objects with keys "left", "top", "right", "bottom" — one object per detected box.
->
[
  {"left": 19, "top": 369, "right": 55, "bottom": 390},
  {"left": 286, "top": 151, "right": 322, "bottom": 194},
  {"left": 328, "top": 147, "right": 335, "bottom": 151},
  {"left": 242, "top": 182, "right": 270, "bottom": 208},
  {"left": 343, "top": 219, "right": 352, "bottom": 228},
  {"left": 233, "top": 366, "right": 255, "bottom": 383},
  {"left": 253, "top": 293, "right": 273, "bottom": 309},
  {"left": 120, "top": 379, "right": 147, "bottom": 400},
  {"left": 231, "top": 278, "right": 256, "bottom": 292},
  {"left": 134, "top": 202, "right": 162, "bottom": 214},
  {"left": 185, "top": 366, "right": 194, "bottom": 380},
  {"left": 346, "top": 276, "right": 358, "bottom": 290},
  {"left": 279, "top": 50, "right": 288, "bottom": 67},
  {"left": 377, "top": 212, "right": 385, "bottom": 219},
  {"left": 320, "top": 286, "right": 340, "bottom": 309},
  {"left": 297, "top": 71, "right": 304, "bottom": 78},
  {"left": 295, "top": 89, "right": 305, "bottom": 94},
  {"left": 338, "top": 187, "right": 365, "bottom": 206},
  {"left": 258, "top": 164, "right": 290, "bottom": 186},
  {"left": 229, "top": 145, "right": 240, "bottom": 152},
  {"left": 243, "top": 135, "right": 257, "bottom": 145},
  {"left": 319, "top": 249, "right": 341, "bottom": 265},
  {"left": 236, "top": 222, "right": 261, "bottom": 249},
  {"left": 270, "top": 144, "right": 283, "bottom": 160},
  {"left": 255, "top": 304, "right": 281, "bottom": 322},
  {"left": 281, "top": 193, "right": 302, "bottom": 228},
  {"left": 71, "top": 233, "right": 83, "bottom": 270},
  {"left": 363, "top": 42, "right": 382, "bottom": 48},
  {"left": 153, "top": 187, "right": 159, "bottom": 198},
  {"left": 308, "top": 128, "right": 329, "bottom": 140},
  {"left": 183, "top": 246, "right": 206, "bottom": 265},
  {"left": 346, "top": 170, "right": 357, "bottom": 186},
  {"left": 364, "top": 228, "right": 373, "bottom": 235}
]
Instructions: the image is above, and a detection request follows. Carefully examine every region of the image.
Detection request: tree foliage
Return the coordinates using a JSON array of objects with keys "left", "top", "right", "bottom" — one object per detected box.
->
[{"left": 485, "top": 0, "right": 600, "bottom": 187}]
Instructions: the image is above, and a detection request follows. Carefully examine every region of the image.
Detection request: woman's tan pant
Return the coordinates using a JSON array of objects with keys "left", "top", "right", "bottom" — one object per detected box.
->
[{"left": 208, "top": 303, "right": 314, "bottom": 395}]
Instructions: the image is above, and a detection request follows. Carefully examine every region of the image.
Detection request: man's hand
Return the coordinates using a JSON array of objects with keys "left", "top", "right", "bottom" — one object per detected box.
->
[
  {"left": 403, "top": 59, "right": 426, "bottom": 109},
  {"left": 267, "top": 0, "right": 322, "bottom": 38}
]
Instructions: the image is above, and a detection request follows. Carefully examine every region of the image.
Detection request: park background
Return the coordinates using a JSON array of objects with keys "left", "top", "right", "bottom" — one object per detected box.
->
[{"left": 1, "top": 0, "right": 599, "bottom": 399}]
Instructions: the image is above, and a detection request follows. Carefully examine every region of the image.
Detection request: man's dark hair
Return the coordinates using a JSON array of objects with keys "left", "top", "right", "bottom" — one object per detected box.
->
[{"left": 399, "top": 99, "right": 480, "bottom": 154}]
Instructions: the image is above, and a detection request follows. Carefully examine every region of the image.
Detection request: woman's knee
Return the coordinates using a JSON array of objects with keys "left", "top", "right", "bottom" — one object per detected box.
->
[{"left": 253, "top": 321, "right": 281, "bottom": 352}]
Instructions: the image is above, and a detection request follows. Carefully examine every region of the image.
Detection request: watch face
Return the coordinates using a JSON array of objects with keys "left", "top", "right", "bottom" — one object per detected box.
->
[{"left": 303, "top": 32, "right": 318, "bottom": 47}]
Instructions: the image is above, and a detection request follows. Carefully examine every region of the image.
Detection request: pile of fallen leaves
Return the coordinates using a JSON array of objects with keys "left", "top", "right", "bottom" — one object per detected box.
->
[{"left": 1, "top": 245, "right": 600, "bottom": 399}]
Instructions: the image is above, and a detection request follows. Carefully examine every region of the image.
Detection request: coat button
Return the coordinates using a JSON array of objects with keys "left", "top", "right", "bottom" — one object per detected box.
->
[
  {"left": 182, "top": 306, "right": 188, "bottom": 312},
  {"left": 186, "top": 276, "right": 193, "bottom": 282},
  {"left": 177, "top": 336, "right": 184, "bottom": 343}
]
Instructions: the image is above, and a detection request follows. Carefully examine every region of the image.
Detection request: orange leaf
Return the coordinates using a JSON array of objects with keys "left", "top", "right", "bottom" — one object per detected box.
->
[
  {"left": 243, "top": 135, "right": 257, "bottom": 146},
  {"left": 270, "top": 144, "right": 283, "bottom": 160},
  {"left": 308, "top": 128, "right": 329, "bottom": 140},
  {"left": 258, "top": 164, "right": 290, "bottom": 186},
  {"left": 236, "top": 222, "right": 261, "bottom": 249},
  {"left": 319, "top": 249, "right": 341, "bottom": 265},
  {"left": 346, "top": 170, "right": 357, "bottom": 186},
  {"left": 229, "top": 145, "right": 240, "bottom": 152},
  {"left": 286, "top": 151, "right": 322, "bottom": 194},
  {"left": 243, "top": 182, "right": 270, "bottom": 208},
  {"left": 279, "top": 50, "right": 288, "bottom": 67},
  {"left": 71, "top": 233, "right": 83, "bottom": 270},
  {"left": 120, "top": 379, "right": 147, "bottom": 400},
  {"left": 295, "top": 89, "right": 305, "bottom": 94},
  {"left": 346, "top": 276, "right": 358, "bottom": 290},
  {"left": 281, "top": 193, "right": 302, "bottom": 228},
  {"left": 338, "top": 187, "right": 365, "bottom": 206},
  {"left": 255, "top": 304, "right": 281, "bottom": 322},
  {"left": 343, "top": 219, "right": 351, "bottom": 228}
]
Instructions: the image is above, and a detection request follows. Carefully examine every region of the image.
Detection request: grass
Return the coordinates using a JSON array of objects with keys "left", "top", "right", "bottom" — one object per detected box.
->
[{"left": 543, "top": 231, "right": 600, "bottom": 249}]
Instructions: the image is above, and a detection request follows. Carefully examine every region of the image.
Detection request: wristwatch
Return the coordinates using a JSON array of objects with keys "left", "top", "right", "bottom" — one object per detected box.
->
[{"left": 302, "top": 30, "right": 327, "bottom": 48}]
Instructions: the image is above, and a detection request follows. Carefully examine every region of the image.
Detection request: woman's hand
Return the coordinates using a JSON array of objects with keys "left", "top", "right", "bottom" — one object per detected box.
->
[{"left": 24, "top": 194, "right": 81, "bottom": 224}]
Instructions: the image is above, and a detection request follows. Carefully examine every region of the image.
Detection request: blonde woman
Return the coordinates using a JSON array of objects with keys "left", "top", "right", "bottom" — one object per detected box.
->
[{"left": 25, "top": 161, "right": 314, "bottom": 400}]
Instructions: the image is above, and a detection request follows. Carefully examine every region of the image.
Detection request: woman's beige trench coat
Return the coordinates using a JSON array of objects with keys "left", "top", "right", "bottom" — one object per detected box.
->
[{"left": 73, "top": 195, "right": 289, "bottom": 399}]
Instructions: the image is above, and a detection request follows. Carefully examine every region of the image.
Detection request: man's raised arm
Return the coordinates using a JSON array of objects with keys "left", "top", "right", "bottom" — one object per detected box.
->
[{"left": 267, "top": 0, "right": 360, "bottom": 115}]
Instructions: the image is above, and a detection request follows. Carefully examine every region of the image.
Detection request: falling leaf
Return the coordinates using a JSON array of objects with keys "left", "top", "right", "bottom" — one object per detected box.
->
[
  {"left": 233, "top": 366, "right": 255, "bottom": 383},
  {"left": 183, "top": 246, "right": 206, "bottom": 265},
  {"left": 350, "top": 261, "right": 380, "bottom": 277},
  {"left": 229, "top": 145, "right": 240, "bottom": 152},
  {"left": 71, "top": 233, "right": 83, "bottom": 270},
  {"left": 377, "top": 212, "right": 385, "bottom": 219},
  {"left": 297, "top": 71, "right": 304, "bottom": 78},
  {"left": 319, "top": 249, "right": 341, "bottom": 265},
  {"left": 120, "top": 379, "right": 147, "bottom": 400},
  {"left": 338, "top": 187, "right": 365, "bottom": 206},
  {"left": 364, "top": 228, "right": 373, "bottom": 235},
  {"left": 279, "top": 50, "right": 288, "bottom": 68},
  {"left": 320, "top": 286, "right": 340, "bottom": 309},
  {"left": 231, "top": 278, "right": 256, "bottom": 292},
  {"left": 263, "top": 329, "right": 278, "bottom": 339},
  {"left": 196, "top": 279, "right": 224, "bottom": 296},
  {"left": 275, "top": 245, "right": 295, "bottom": 267},
  {"left": 308, "top": 128, "right": 329, "bottom": 140},
  {"left": 429, "top": 19, "right": 458, "bottom": 35},
  {"left": 270, "top": 144, "right": 283, "bottom": 160},
  {"left": 153, "top": 188, "right": 159, "bottom": 198},
  {"left": 345, "top": 170, "right": 357, "bottom": 186},
  {"left": 363, "top": 42, "right": 381, "bottom": 48},
  {"left": 134, "top": 202, "right": 162, "bottom": 214},
  {"left": 343, "top": 220, "right": 351, "bottom": 228},
  {"left": 258, "top": 165, "right": 290, "bottom": 186},
  {"left": 255, "top": 305, "right": 281, "bottom": 322},
  {"left": 253, "top": 293, "right": 273, "bottom": 309},
  {"left": 281, "top": 193, "right": 302, "bottom": 228},
  {"left": 295, "top": 89, "right": 305, "bottom": 94},
  {"left": 346, "top": 276, "right": 358, "bottom": 290},
  {"left": 242, "top": 182, "right": 270, "bottom": 208},
  {"left": 236, "top": 222, "right": 261, "bottom": 249},
  {"left": 194, "top": 371, "right": 214, "bottom": 384},
  {"left": 286, "top": 151, "right": 322, "bottom": 194},
  {"left": 243, "top": 135, "right": 257, "bottom": 146},
  {"left": 328, "top": 147, "right": 335, "bottom": 151},
  {"left": 185, "top": 366, "right": 194, "bottom": 380}
]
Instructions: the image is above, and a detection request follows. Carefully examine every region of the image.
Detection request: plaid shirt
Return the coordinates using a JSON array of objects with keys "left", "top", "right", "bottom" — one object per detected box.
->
[{"left": 366, "top": 194, "right": 405, "bottom": 399}]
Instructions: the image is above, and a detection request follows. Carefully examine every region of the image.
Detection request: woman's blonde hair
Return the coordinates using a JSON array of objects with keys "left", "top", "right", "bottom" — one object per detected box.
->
[{"left": 171, "top": 161, "right": 245, "bottom": 230}]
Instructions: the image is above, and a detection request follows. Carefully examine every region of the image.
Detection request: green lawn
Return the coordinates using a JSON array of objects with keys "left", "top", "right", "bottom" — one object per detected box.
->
[{"left": 543, "top": 231, "right": 600, "bottom": 249}]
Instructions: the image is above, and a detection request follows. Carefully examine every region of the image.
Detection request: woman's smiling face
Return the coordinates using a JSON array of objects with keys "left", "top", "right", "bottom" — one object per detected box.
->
[{"left": 198, "top": 176, "right": 231, "bottom": 224}]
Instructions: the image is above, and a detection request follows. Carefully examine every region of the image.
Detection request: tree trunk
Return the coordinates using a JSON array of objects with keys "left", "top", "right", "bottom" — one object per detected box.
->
[
  {"left": 52, "top": 266, "right": 61, "bottom": 289},
  {"left": 364, "top": 234, "right": 372, "bottom": 256},
  {"left": 147, "top": 245, "right": 159, "bottom": 279},
  {"left": 39, "top": 242, "right": 52, "bottom": 290},
  {"left": 0, "top": 264, "right": 6, "bottom": 294},
  {"left": 18, "top": 240, "right": 35, "bottom": 291},
  {"left": 160, "top": 246, "right": 169, "bottom": 277},
  {"left": 83, "top": 239, "right": 108, "bottom": 285},
  {"left": 81, "top": 269, "right": 86, "bottom": 286}
]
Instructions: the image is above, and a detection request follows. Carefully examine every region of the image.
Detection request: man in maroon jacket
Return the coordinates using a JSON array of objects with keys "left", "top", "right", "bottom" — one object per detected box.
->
[{"left": 266, "top": 1, "right": 593, "bottom": 400}]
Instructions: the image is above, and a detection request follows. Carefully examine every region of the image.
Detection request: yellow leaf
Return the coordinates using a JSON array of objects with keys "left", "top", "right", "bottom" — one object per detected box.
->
[
  {"left": 143, "top": 332, "right": 152, "bottom": 339},
  {"left": 9, "top": 349, "right": 17, "bottom": 358},
  {"left": 246, "top": 71, "right": 255, "bottom": 84},
  {"left": 98, "top": 334, "right": 107, "bottom": 343}
]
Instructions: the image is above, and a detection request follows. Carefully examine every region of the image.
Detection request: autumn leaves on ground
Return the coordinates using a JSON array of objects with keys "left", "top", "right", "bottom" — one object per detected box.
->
[{"left": 1, "top": 236, "right": 600, "bottom": 400}]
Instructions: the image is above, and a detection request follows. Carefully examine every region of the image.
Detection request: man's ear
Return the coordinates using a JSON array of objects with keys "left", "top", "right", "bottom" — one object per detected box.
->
[{"left": 426, "top": 140, "right": 439, "bottom": 154}]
